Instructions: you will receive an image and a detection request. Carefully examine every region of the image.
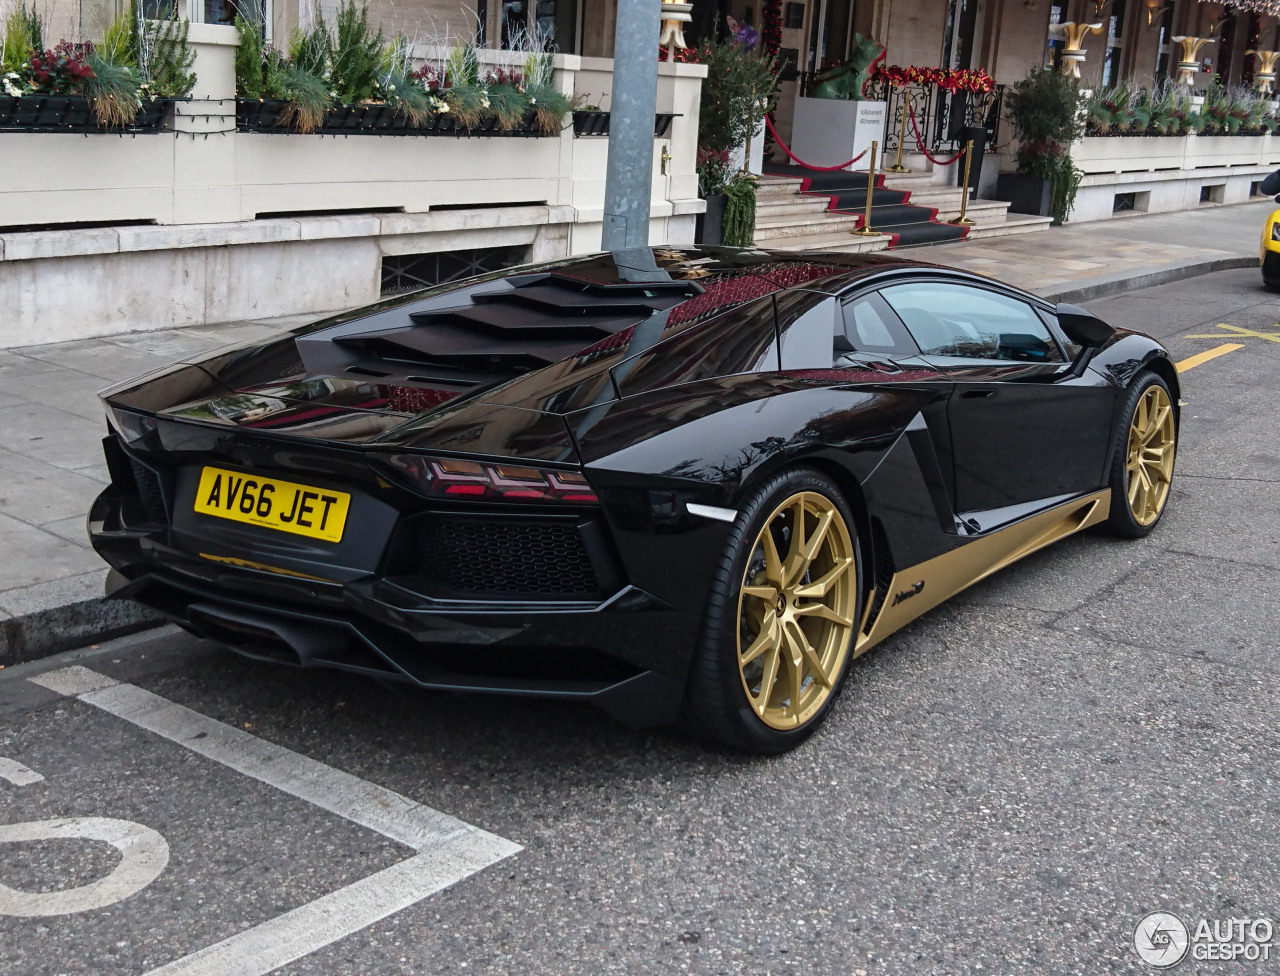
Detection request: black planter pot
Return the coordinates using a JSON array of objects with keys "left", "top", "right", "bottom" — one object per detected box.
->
[
  {"left": 237, "top": 98, "right": 553, "bottom": 136},
  {"left": 0, "top": 94, "right": 172, "bottom": 132},
  {"left": 994, "top": 172, "right": 1053, "bottom": 217},
  {"left": 696, "top": 194, "right": 728, "bottom": 246},
  {"left": 236, "top": 98, "right": 288, "bottom": 131},
  {"left": 572, "top": 111, "right": 678, "bottom": 137},
  {"left": 2, "top": 94, "right": 91, "bottom": 130},
  {"left": 133, "top": 97, "right": 173, "bottom": 131}
]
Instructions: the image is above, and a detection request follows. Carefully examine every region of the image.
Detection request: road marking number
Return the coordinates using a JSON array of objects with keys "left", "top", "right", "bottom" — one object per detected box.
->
[{"left": 0, "top": 817, "right": 169, "bottom": 918}]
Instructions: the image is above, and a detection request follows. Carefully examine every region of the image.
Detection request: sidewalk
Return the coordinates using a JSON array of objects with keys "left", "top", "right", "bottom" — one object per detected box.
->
[
  {"left": 911, "top": 199, "right": 1270, "bottom": 300},
  {"left": 0, "top": 200, "right": 1270, "bottom": 665},
  {"left": 0, "top": 318, "right": 296, "bottom": 665}
]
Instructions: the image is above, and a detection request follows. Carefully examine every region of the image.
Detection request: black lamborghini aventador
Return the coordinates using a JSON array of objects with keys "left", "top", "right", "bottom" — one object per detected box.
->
[{"left": 90, "top": 248, "right": 1179, "bottom": 753}]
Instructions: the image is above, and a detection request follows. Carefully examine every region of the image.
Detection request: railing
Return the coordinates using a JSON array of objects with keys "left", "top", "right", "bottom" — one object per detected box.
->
[
  {"left": 795, "top": 72, "right": 1005, "bottom": 154},
  {"left": 864, "top": 80, "right": 1005, "bottom": 154}
]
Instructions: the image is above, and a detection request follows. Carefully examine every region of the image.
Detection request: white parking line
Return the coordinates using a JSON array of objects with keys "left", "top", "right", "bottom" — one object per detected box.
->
[
  {"left": 0, "top": 757, "right": 44, "bottom": 786},
  {"left": 28, "top": 665, "right": 521, "bottom": 976}
]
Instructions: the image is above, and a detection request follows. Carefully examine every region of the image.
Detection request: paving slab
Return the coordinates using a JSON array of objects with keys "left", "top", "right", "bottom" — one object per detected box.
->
[
  {"left": 0, "top": 402, "right": 108, "bottom": 473},
  {"left": 0, "top": 448, "right": 109, "bottom": 527}
]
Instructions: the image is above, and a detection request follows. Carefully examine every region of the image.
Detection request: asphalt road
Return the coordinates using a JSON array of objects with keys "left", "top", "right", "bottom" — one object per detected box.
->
[{"left": 2, "top": 268, "right": 1279, "bottom": 976}]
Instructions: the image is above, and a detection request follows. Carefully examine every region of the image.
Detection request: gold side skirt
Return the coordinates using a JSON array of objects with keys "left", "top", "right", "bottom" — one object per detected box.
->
[{"left": 854, "top": 489, "right": 1111, "bottom": 654}]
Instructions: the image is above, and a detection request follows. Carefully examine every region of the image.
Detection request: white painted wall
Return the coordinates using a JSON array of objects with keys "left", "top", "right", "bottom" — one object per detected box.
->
[{"left": 0, "top": 35, "right": 709, "bottom": 347}]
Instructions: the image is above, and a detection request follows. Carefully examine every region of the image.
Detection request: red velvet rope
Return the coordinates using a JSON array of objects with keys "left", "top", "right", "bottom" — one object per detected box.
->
[
  {"left": 908, "top": 105, "right": 966, "bottom": 166},
  {"left": 763, "top": 114, "right": 870, "bottom": 171}
]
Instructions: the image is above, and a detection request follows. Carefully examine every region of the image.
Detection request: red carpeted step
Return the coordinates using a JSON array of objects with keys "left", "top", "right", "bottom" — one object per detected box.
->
[{"left": 763, "top": 162, "right": 967, "bottom": 251}]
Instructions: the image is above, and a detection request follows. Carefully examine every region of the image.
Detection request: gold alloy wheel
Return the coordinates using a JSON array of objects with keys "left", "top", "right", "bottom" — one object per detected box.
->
[
  {"left": 737, "top": 491, "right": 857, "bottom": 731},
  {"left": 1125, "top": 384, "right": 1177, "bottom": 526}
]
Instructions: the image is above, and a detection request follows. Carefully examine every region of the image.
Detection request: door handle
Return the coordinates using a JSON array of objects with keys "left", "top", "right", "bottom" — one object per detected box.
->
[{"left": 961, "top": 389, "right": 997, "bottom": 399}]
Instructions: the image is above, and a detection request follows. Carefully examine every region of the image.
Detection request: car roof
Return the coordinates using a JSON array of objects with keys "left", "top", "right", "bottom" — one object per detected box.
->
[{"left": 545, "top": 247, "right": 1050, "bottom": 312}]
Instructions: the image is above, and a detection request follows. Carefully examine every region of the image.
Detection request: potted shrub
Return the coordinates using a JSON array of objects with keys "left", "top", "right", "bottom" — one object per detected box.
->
[
  {"left": 695, "top": 148, "right": 729, "bottom": 245},
  {"left": 998, "top": 67, "right": 1085, "bottom": 224},
  {"left": 685, "top": 32, "right": 778, "bottom": 244}
]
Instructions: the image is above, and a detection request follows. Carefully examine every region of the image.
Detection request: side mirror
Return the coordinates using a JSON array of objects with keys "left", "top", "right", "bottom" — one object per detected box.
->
[{"left": 1055, "top": 303, "right": 1115, "bottom": 349}]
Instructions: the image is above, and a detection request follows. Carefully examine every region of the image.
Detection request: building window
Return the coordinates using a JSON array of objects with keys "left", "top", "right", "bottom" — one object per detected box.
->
[
  {"left": 499, "top": 0, "right": 578, "bottom": 53},
  {"left": 1046, "top": 4, "right": 1065, "bottom": 71},
  {"left": 205, "top": 0, "right": 270, "bottom": 37},
  {"left": 1102, "top": 0, "right": 1126, "bottom": 87},
  {"left": 380, "top": 246, "right": 527, "bottom": 297},
  {"left": 1155, "top": 3, "right": 1175, "bottom": 78}
]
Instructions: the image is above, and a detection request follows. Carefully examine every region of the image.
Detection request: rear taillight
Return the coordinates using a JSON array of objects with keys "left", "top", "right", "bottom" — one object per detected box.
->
[{"left": 383, "top": 455, "right": 599, "bottom": 504}]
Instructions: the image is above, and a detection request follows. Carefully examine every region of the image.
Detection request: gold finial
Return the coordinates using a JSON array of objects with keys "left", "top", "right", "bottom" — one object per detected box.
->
[
  {"left": 1171, "top": 36, "right": 1215, "bottom": 86},
  {"left": 1248, "top": 49, "right": 1280, "bottom": 93},
  {"left": 660, "top": 3, "right": 694, "bottom": 59},
  {"left": 1050, "top": 22, "right": 1104, "bottom": 79}
]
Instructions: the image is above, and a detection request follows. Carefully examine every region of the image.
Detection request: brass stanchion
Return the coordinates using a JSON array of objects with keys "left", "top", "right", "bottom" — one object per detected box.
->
[
  {"left": 954, "top": 139, "right": 976, "bottom": 226},
  {"left": 885, "top": 95, "right": 912, "bottom": 174},
  {"left": 851, "top": 140, "right": 880, "bottom": 236}
]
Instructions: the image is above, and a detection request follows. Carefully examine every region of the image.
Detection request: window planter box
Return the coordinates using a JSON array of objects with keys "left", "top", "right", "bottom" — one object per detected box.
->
[
  {"left": 1073, "top": 134, "right": 1188, "bottom": 174},
  {"left": 572, "top": 110, "right": 677, "bottom": 137},
  {"left": 0, "top": 94, "right": 173, "bottom": 133},
  {"left": 1183, "top": 133, "right": 1268, "bottom": 169},
  {"left": 1072, "top": 132, "right": 1277, "bottom": 174},
  {"left": 236, "top": 98, "right": 551, "bottom": 136}
]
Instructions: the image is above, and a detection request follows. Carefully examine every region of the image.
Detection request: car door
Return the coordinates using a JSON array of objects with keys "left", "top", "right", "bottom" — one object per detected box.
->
[{"left": 877, "top": 280, "right": 1116, "bottom": 519}]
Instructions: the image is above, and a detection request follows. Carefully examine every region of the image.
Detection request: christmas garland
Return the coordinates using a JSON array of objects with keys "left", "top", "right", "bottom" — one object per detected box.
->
[
  {"left": 761, "top": 0, "right": 782, "bottom": 59},
  {"left": 871, "top": 64, "right": 995, "bottom": 94}
]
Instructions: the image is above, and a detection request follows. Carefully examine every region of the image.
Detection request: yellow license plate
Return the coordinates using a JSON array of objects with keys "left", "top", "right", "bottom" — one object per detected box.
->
[{"left": 193, "top": 466, "right": 351, "bottom": 543}]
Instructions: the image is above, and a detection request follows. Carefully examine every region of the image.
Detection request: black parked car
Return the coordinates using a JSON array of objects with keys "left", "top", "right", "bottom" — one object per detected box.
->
[{"left": 90, "top": 248, "right": 1179, "bottom": 753}]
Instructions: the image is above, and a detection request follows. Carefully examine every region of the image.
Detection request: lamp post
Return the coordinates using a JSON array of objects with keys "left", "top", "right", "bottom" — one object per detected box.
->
[{"left": 601, "top": 0, "right": 665, "bottom": 252}]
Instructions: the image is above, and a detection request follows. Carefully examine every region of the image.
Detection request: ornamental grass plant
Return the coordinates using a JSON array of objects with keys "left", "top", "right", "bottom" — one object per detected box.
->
[
  {"left": 1085, "top": 80, "right": 1275, "bottom": 136},
  {"left": 233, "top": 3, "right": 575, "bottom": 135}
]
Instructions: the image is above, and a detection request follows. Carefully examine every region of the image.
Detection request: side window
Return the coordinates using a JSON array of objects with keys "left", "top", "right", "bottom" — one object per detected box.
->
[
  {"left": 839, "top": 293, "right": 918, "bottom": 357},
  {"left": 880, "top": 282, "right": 1066, "bottom": 363}
]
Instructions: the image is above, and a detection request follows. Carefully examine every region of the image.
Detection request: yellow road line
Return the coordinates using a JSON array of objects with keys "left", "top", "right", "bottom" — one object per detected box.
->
[
  {"left": 1184, "top": 324, "right": 1280, "bottom": 343},
  {"left": 1176, "top": 343, "right": 1245, "bottom": 372}
]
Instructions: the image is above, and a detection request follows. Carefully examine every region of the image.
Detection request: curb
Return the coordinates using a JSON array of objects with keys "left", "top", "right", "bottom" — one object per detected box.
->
[
  {"left": 0, "top": 255, "right": 1261, "bottom": 670},
  {"left": 1041, "top": 255, "right": 1258, "bottom": 304},
  {"left": 0, "top": 573, "right": 164, "bottom": 670}
]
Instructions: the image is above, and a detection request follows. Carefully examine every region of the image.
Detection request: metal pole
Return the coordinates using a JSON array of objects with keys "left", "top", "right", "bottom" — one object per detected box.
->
[
  {"left": 852, "top": 141, "right": 879, "bottom": 236},
  {"left": 955, "top": 139, "right": 976, "bottom": 226},
  {"left": 602, "top": 0, "right": 663, "bottom": 252},
  {"left": 886, "top": 94, "right": 911, "bottom": 174}
]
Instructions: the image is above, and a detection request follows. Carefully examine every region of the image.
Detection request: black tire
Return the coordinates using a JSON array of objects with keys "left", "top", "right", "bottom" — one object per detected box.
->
[
  {"left": 680, "top": 467, "right": 863, "bottom": 754},
  {"left": 1263, "top": 251, "right": 1280, "bottom": 290},
  {"left": 1102, "top": 370, "right": 1178, "bottom": 538}
]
